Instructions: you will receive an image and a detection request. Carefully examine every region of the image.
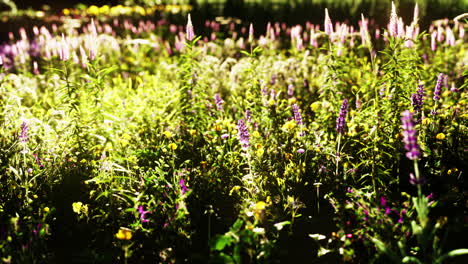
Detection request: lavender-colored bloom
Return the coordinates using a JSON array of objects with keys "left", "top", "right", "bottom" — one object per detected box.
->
[
  {"left": 19, "top": 121, "right": 28, "bottom": 143},
  {"left": 409, "top": 173, "right": 426, "bottom": 185},
  {"left": 292, "top": 104, "right": 303, "bottom": 125},
  {"left": 411, "top": 84, "right": 425, "bottom": 115},
  {"left": 433, "top": 73, "right": 444, "bottom": 101},
  {"left": 221, "top": 133, "right": 229, "bottom": 139},
  {"left": 270, "top": 75, "right": 277, "bottom": 85},
  {"left": 237, "top": 119, "right": 250, "bottom": 149},
  {"left": 297, "top": 148, "right": 305, "bottom": 154},
  {"left": 179, "top": 178, "right": 187, "bottom": 194},
  {"left": 186, "top": 14, "right": 195, "bottom": 41},
  {"left": 287, "top": 84, "right": 294, "bottom": 97},
  {"left": 138, "top": 206, "right": 151, "bottom": 223},
  {"left": 336, "top": 99, "right": 349, "bottom": 134},
  {"left": 245, "top": 109, "right": 252, "bottom": 122},
  {"left": 214, "top": 93, "right": 224, "bottom": 111},
  {"left": 401, "top": 110, "right": 420, "bottom": 160}
]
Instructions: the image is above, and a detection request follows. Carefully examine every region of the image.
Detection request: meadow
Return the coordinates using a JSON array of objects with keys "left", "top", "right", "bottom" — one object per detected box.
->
[{"left": 0, "top": 2, "right": 467, "bottom": 263}]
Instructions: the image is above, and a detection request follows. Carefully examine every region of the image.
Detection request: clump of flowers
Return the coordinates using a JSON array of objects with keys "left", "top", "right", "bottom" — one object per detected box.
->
[
  {"left": 433, "top": 73, "right": 444, "bottom": 101},
  {"left": 237, "top": 119, "right": 250, "bottom": 149},
  {"left": 401, "top": 110, "right": 420, "bottom": 160},
  {"left": 336, "top": 99, "right": 349, "bottom": 134}
]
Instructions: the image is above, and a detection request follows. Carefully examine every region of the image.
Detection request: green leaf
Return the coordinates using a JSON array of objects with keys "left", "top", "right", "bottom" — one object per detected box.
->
[
  {"left": 435, "top": 249, "right": 468, "bottom": 264},
  {"left": 371, "top": 237, "right": 401, "bottom": 263},
  {"left": 214, "top": 235, "right": 234, "bottom": 251}
]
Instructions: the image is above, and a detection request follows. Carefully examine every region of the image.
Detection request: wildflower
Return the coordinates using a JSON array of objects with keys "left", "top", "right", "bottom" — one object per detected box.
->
[
  {"left": 115, "top": 227, "right": 132, "bottom": 240},
  {"left": 237, "top": 119, "right": 250, "bottom": 149},
  {"left": 297, "top": 148, "right": 305, "bottom": 154},
  {"left": 433, "top": 73, "right": 444, "bottom": 101},
  {"left": 245, "top": 109, "right": 252, "bottom": 122},
  {"left": 422, "top": 118, "right": 431, "bottom": 125},
  {"left": 168, "top": 143, "right": 177, "bottom": 150},
  {"left": 336, "top": 99, "right": 349, "bottom": 134},
  {"left": 431, "top": 31, "right": 437, "bottom": 51},
  {"left": 380, "top": 196, "right": 387, "bottom": 207},
  {"left": 59, "top": 34, "right": 70, "bottom": 61},
  {"left": 19, "top": 121, "right": 28, "bottom": 143},
  {"left": 186, "top": 14, "right": 195, "bottom": 41},
  {"left": 162, "top": 130, "right": 173, "bottom": 138},
  {"left": 252, "top": 227, "right": 265, "bottom": 234},
  {"left": 436, "top": 133, "right": 445, "bottom": 140},
  {"left": 221, "top": 133, "right": 229, "bottom": 139},
  {"left": 248, "top": 23, "right": 254, "bottom": 43},
  {"left": 411, "top": 84, "right": 425, "bottom": 113},
  {"left": 287, "top": 84, "right": 294, "bottom": 97},
  {"left": 292, "top": 104, "right": 303, "bottom": 125},
  {"left": 44, "top": 207, "right": 50, "bottom": 213},
  {"left": 189, "top": 129, "right": 197, "bottom": 136},
  {"left": 388, "top": 2, "right": 399, "bottom": 37},
  {"left": 214, "top": 93, "right": 224, "bottom": 111},
  {"left": 72, "top": 202, "right": 88, "bottom": 215},
  {"left": 401, "top": 110, "right": 421, "bottom": 160},
  {"left": 137, "top": 206, "right": 151, "bottom": 223},
  {"left": 409, "top": 173, "right": 425, "bottom": 185},
  {"left": 179, "top": 178, "right": 187, "bottom": 194},
  {"left": 324, "top": 8, "right": 333, "bottom": 36},
  {"left": 282, "top": 120, "right": 296, "bottom": 131}
]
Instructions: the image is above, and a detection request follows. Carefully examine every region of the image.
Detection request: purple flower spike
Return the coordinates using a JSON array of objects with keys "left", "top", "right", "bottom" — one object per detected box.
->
[
  {"left": 214, "top": 93, "right": 224, "bottom": 111},
  {"left": 380, "top": 196, "right": 387, "bottom": 207},
  {"left": 179, "top": 178, "right": 187, "bottom": 194},
  {"left": 401, "top": 111, "right": 421, "bottom": 160},
  {"left": 336, "top": 99, "right": 349, "bottom": 134},
  {"left": 237, "top": 119, "right": 250, "bottom": 149},
  {"left": 138, "top": 206, "right": 151, "bottom": 223},
  {"left": 409, "top": 173, "right": 425, "bottom": 185},
  {"left": 19, "top": 121, "right": 29, "bottom": 143},
  {"left": 410, "top": 84, "right": 425, "bottom": 115},
  {"left": 292, "top": 104, "right": 303, "bottom": 126},
  {"left": 433, "top": 73, "right": 444, "bottom": 101}
]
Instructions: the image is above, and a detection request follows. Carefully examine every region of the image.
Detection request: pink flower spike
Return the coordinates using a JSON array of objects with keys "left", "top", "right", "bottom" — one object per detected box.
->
[
  {"left": 248, "top": 23, "right": 254, "bottom": 43},
  {"left": 186, "top": 13, "right": 195, "bottom": 41},
  {"left": 388, "top": 1, "right": 398, "bottom": 37},
  {"left": 412, "top": 3, "right": 419, "bottom": 25},
  {"left": 324, "top": 8, "right": 333, "bottom": 36}
]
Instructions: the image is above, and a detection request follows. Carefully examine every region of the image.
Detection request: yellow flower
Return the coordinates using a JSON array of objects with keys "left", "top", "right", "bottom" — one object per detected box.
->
[
  {"left": 162, "top": 131, "right": 173, "bottom": 138},
  {"left": 422, "top": 118, "right": 432, "bottom": 125},
  {"left": 72, "top": 202, "right": 88, "bottom": 215},
  {"left": 256, "top": 147, "right": 264, "bottom": 157},
  {"left": 189, "top": 129, "right": 197, "bottom": 136},
  {"left": 213, "top": 124, "right": 222, "bottom": 131},
  {"left": 436, "top": 133, "right": 446, "bottom": 140},
  {"left": 282, "top": 120, "right": 296, "bottom": 131},
  {"left": 255, "top": 201, "right": 267, "bottom": 210},
  {"left": 252, "top": 131, "right": 260, "bottom": 137},
  {"left": 168, "top": 143, "right": 178, "bottom": 150},
  {"left": 229, "top": 186, "right": 241, "bottom": 196},
  {"left": 72, "top": 202, "right": 83, "bottom": 214},
  {"left": 115, "top": 227, "right": 132, "bottom": 240},
  {"left": 63, "top": 8, "right": 70, "bottom": 15},
  {"left": 310, "top": 102, "right": 321, "bottom": 112},
  {"left": 44, "top": 207, "right": 50, "bottom": 213}
]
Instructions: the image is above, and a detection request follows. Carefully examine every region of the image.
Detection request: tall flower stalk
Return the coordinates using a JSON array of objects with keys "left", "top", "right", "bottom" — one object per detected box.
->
[{"left": 335, "top": 99, "right": 349, "bottom": 178}]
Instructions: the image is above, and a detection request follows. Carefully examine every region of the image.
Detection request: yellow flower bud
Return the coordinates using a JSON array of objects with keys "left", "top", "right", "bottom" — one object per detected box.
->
[
  {"left": 436, "top": 133, "right": 446, "bottom": 140},
  {"left": 168, "top": 143, "right": 178, "bottom": 150}
]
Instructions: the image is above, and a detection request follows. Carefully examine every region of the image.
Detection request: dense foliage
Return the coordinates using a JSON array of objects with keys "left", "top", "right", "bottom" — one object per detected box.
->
[{"left": 0, "top": 2, "right": 467, "bottom": 263}]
